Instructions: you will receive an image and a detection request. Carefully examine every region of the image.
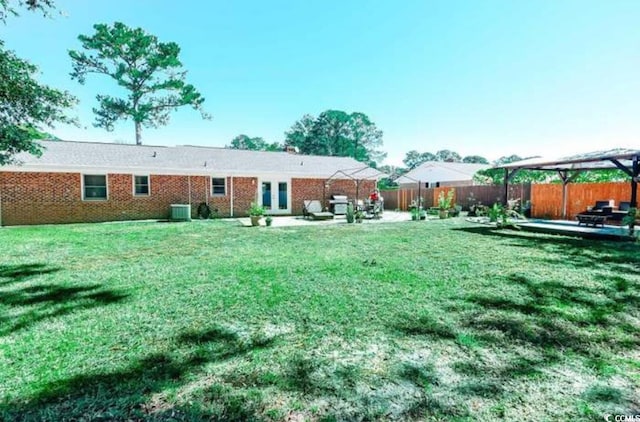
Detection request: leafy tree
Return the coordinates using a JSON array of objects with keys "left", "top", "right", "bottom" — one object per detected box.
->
[
  {"left": 572, "top": 169, "right": 628, "bottom": 183},
  {"left": 227, "top": 134, "right": 281, "bottom": 151},
  {"left": 346, "top": 112, "right": 385, "bottom": 164},
  {"left": 377, "top": 164, "right": 407, "bottom": 190},
  {"left": 420, "top": 151, "right": 437, "bottom": 162},
  {"left": 284, "top": 114, "right": 314, "bottom": 148},
  {"left": 284, "top": 110, "right": 385, "bottom": 165},
  {"left": 306, "top": 110, "right": 351, "bottom": 156},
  {"left": 69, "top": 22, "right": 210, "bottom": 145},
  {"left": 0, "top": 0, "right": 54, "bottom": 22},
  {"left": 475, "top": 155, "right": 552, "bottom": 185},
  {"left": 462, "top": 155, "right": 489, "bottom": 164},
  {"left": 403, "top": 150, "right": 433, "bottom": 169},
  {"left": 1, "top": 1, "right": 75, "bottom": 165},
  {"left": 402, "top": 150, "right": 420, "bottom": 169},
  {"left": 435, "top": 149, "right": 461, "bottom": 162}
]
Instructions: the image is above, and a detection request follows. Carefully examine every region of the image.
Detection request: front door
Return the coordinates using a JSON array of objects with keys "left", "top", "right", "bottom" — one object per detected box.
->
[{"left": 261, "top": 179, "right": 290, "bottom": 214}]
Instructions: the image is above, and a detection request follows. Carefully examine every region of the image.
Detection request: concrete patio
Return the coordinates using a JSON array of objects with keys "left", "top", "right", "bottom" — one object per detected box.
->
[{"left": 236, "top": 210, "right": 415, "bottom": 227}]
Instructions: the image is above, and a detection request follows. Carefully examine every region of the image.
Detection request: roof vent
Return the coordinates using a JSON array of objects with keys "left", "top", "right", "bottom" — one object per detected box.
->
[{"left": 153, "top": 151, "right": 157, "bottom": 157}]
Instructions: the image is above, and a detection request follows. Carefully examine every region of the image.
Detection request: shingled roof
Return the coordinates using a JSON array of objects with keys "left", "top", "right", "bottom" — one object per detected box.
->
[{"left": 2, "top": 140, "right": 383, "bottom": 179}]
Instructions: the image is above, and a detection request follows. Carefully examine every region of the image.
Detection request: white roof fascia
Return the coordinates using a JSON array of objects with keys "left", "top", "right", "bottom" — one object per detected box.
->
[{"left": 0, "top": 164, "right": 362, "bottom": 180}]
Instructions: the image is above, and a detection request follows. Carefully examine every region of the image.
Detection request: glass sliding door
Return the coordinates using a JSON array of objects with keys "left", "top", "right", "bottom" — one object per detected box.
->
[
  {"left": 262, "top": 182, "right": 272, "bottom": 210},
  {"left": 278, "top": 182, "right": 288, "bottom": 210},
  {"left": 260, "top": 179, "right": 290, "bottom": 214}
]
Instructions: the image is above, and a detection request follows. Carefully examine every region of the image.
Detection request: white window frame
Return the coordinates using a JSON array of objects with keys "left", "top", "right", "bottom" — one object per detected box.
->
[
  {"left": 211, "top": 176, "right": 227, "bottom": 197},
  {"left": 133, "top": 174, "right": 150, "bottom": 197},
  {"left": 82, "top": 174, "right": 108, "bottom": 201}
]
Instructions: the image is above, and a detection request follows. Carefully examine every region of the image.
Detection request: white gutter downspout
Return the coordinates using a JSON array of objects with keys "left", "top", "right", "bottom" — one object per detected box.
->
[
  {"left": 187, "top": 175, "right": 192, "bottom": 206},
  {"left": 230, "top": 176, "right": 234, "bottom": 217},
  {"left": 205, "top": 176, "right": 209, "bottom": 205}
]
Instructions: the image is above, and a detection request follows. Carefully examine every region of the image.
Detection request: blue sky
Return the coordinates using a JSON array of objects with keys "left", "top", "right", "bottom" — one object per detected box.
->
[{"left": 3, "top": 0, "right": 639, "bottom": 165}]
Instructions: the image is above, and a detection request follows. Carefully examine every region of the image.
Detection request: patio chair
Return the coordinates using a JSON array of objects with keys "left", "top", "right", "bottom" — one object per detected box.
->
[
  {"left": 586, "top": 200, "right": 614, "bottom": 214},
  {"left": 576, "top": 199, "right": 614, "bottom": 227},
  {"left": 302, "top": 200, "right": 334, "bottom": 220},
  {"left": 609, "top": 201, "right": 632, "bottom": 224}
]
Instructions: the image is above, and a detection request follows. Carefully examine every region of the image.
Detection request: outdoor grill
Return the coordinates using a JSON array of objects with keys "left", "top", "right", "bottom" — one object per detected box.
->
[{"left": 330, "top": 195, "right": 349, "bottom": 215}]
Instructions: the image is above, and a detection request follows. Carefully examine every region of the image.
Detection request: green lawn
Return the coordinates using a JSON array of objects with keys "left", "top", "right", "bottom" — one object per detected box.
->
[{"left": 1, "top": 218, "right": 639, "bottom": 421}]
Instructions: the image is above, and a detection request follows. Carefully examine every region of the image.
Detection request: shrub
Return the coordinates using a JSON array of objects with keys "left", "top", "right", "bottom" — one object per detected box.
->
[
  {"left": 346, "top": 203, "right": 355, "bottom": 223},
  {"left": 249, "top": 203, "right": 265, "bottom": 216}
]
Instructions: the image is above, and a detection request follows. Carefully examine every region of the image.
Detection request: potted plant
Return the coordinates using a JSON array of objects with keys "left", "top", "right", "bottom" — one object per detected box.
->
[
  {"left": 346, "top": 203, "right": 355, "bottom": 223},
  {"left": 448, "top": 204, "right": 462, "bottom": 218},
  {"left": 437, "top": 189, "right": 455, "bottom": 219},
  {"left": 265, "top": 216, "right": 273, "bottom": 227},
  {"left": 355, "top": 209, "right": 365, "bottom": 223},
  {"left": 248, "top": 202, "right": 264, "bottom": 226}
]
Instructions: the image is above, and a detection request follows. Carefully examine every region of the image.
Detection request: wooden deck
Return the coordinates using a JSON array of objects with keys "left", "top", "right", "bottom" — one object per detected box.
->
[{"left": 518, "top": 219, "right": 636, "bottom": 241}]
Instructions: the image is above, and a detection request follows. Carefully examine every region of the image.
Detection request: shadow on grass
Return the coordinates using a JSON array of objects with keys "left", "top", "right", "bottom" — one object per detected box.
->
[
  {"left": 1, "top": 325, "right": 276, "bottom": 421},
  {"left": 0, "top": 263, "right": 128, "bottom": 336},
  {"left": 452, "top": 226, "right": 640, "bottom": 275},
  {"left": 0, "top": 263, "right": 62, "bottom": 285},
  {"left": 390, "top": 265, "right": 640, "bottom": 413}
]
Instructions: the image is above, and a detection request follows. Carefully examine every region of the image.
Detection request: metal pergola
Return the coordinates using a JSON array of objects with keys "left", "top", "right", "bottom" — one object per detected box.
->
[
  {"left": 323, "top": 166, "right": 387, "bottom": 207},
  {"left": 494, "top": 148, "right": 640, "bottom": 219}
]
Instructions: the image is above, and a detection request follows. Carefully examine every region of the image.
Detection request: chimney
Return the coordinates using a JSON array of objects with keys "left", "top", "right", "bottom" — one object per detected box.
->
[{"left": 284, "top": 145, "right": 299, "bottom": 154}]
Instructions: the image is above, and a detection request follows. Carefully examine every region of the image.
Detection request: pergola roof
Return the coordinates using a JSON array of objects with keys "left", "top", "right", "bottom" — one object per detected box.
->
[
  {"left": 494, "top": 148, "right": 640, "bottom": 171},
  {"left": 493, "top": 147, "right": 640, "bottom": 213}
]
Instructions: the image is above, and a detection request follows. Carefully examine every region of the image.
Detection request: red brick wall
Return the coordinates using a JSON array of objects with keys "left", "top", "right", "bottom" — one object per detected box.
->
[
  {"left": 231, "top": 177, "right": 258, "bottom": 217},
  {"left": 291, "top": 178, "right": 376, "bottom": 214},
  {"left": 0, "top": 172, "right": 374, "bottom": 225},
  {"left": 0, "top": 172, "right": 255, "bottom": 225}
]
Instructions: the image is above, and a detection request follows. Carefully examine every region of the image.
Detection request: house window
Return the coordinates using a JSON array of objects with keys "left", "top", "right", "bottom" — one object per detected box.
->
[
  {"left": 83, "top": 174, "right": 107, "bottom": 200},
  {"left": 212, "top": 177, "right": 226, "bottom": 196},
  {"left": 134, "top": 175, "right": 150, "bottom": 196}
]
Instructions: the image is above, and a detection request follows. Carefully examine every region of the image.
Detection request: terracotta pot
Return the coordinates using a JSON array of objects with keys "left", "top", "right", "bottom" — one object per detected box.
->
[{"left": 250, "top": 215, "right": 262, "bottom": 226}]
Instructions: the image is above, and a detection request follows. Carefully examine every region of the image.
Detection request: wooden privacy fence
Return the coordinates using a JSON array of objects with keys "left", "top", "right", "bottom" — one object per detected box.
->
[
  {"left": 531, "top": 182, "right": 632, "bottom": 219},
  {"left": 382, "top": 181, "right": 634, "bottom": 220},
  {"left": 382, "top": 184, "right": 530, "bottom": 211}
]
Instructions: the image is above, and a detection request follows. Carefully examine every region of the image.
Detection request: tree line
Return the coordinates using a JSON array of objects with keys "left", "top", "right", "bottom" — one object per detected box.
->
[{"left": 226, "top": 110, "right": 385, "bottom": 166}]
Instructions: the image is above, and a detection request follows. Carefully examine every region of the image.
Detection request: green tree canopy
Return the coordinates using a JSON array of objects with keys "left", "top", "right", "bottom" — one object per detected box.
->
[
  {"left": 475, "top": 155, "right": 552, "bottom": 185},
  {"left": 435, "top": 149, "right": 462, "bottom": 162},
  {"left": 462, "top": 155, "right": 489, "bottom": 164},
  {"left": 284, "top": 110, "right": 385, "bottom": 166},
  {"left": 69, "top": 22, "right": 210, "bottom": 145},
  {"left": 0, "top": 0, "right": 54, "bottom": 21},
  {"left": 227, "top": 134, "right": 282, "bottom": 151},
  {"left": 476, "top": 154, "right": 629, "bottom": 185},
  {"left": 402, "top": 149, "right": 466, "bottom": 169},
  {"left": 1, "top": 1, "right": 75, "bottom": 165},
  {"left": 376, "top": 164, "right": 407, "bottom": 190},
  {"left": 402, "top": 150, "right": 437, "bottom": 169}
]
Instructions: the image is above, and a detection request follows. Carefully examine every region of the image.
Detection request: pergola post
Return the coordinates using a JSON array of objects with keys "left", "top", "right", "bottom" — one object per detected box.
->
[
  {"left": 503, "top": 170, "right": 508, "bottom": 205},
  {"left": 631, "top": 155, "right": 639, "bottom": 207},
  {"left": 503, "top": 169, "right": 519, "bottom": 205},
  {"left": 558, "top": 171, "right": 568, "bottom": 220},
  {"left": 557, "top": 170, "right": 581, "bottom": 219}
]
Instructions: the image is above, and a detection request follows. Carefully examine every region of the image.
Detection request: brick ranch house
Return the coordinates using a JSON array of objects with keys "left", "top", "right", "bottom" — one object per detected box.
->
[{"left": 0, "top": 141, "right": 381, "bottom": 226}]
